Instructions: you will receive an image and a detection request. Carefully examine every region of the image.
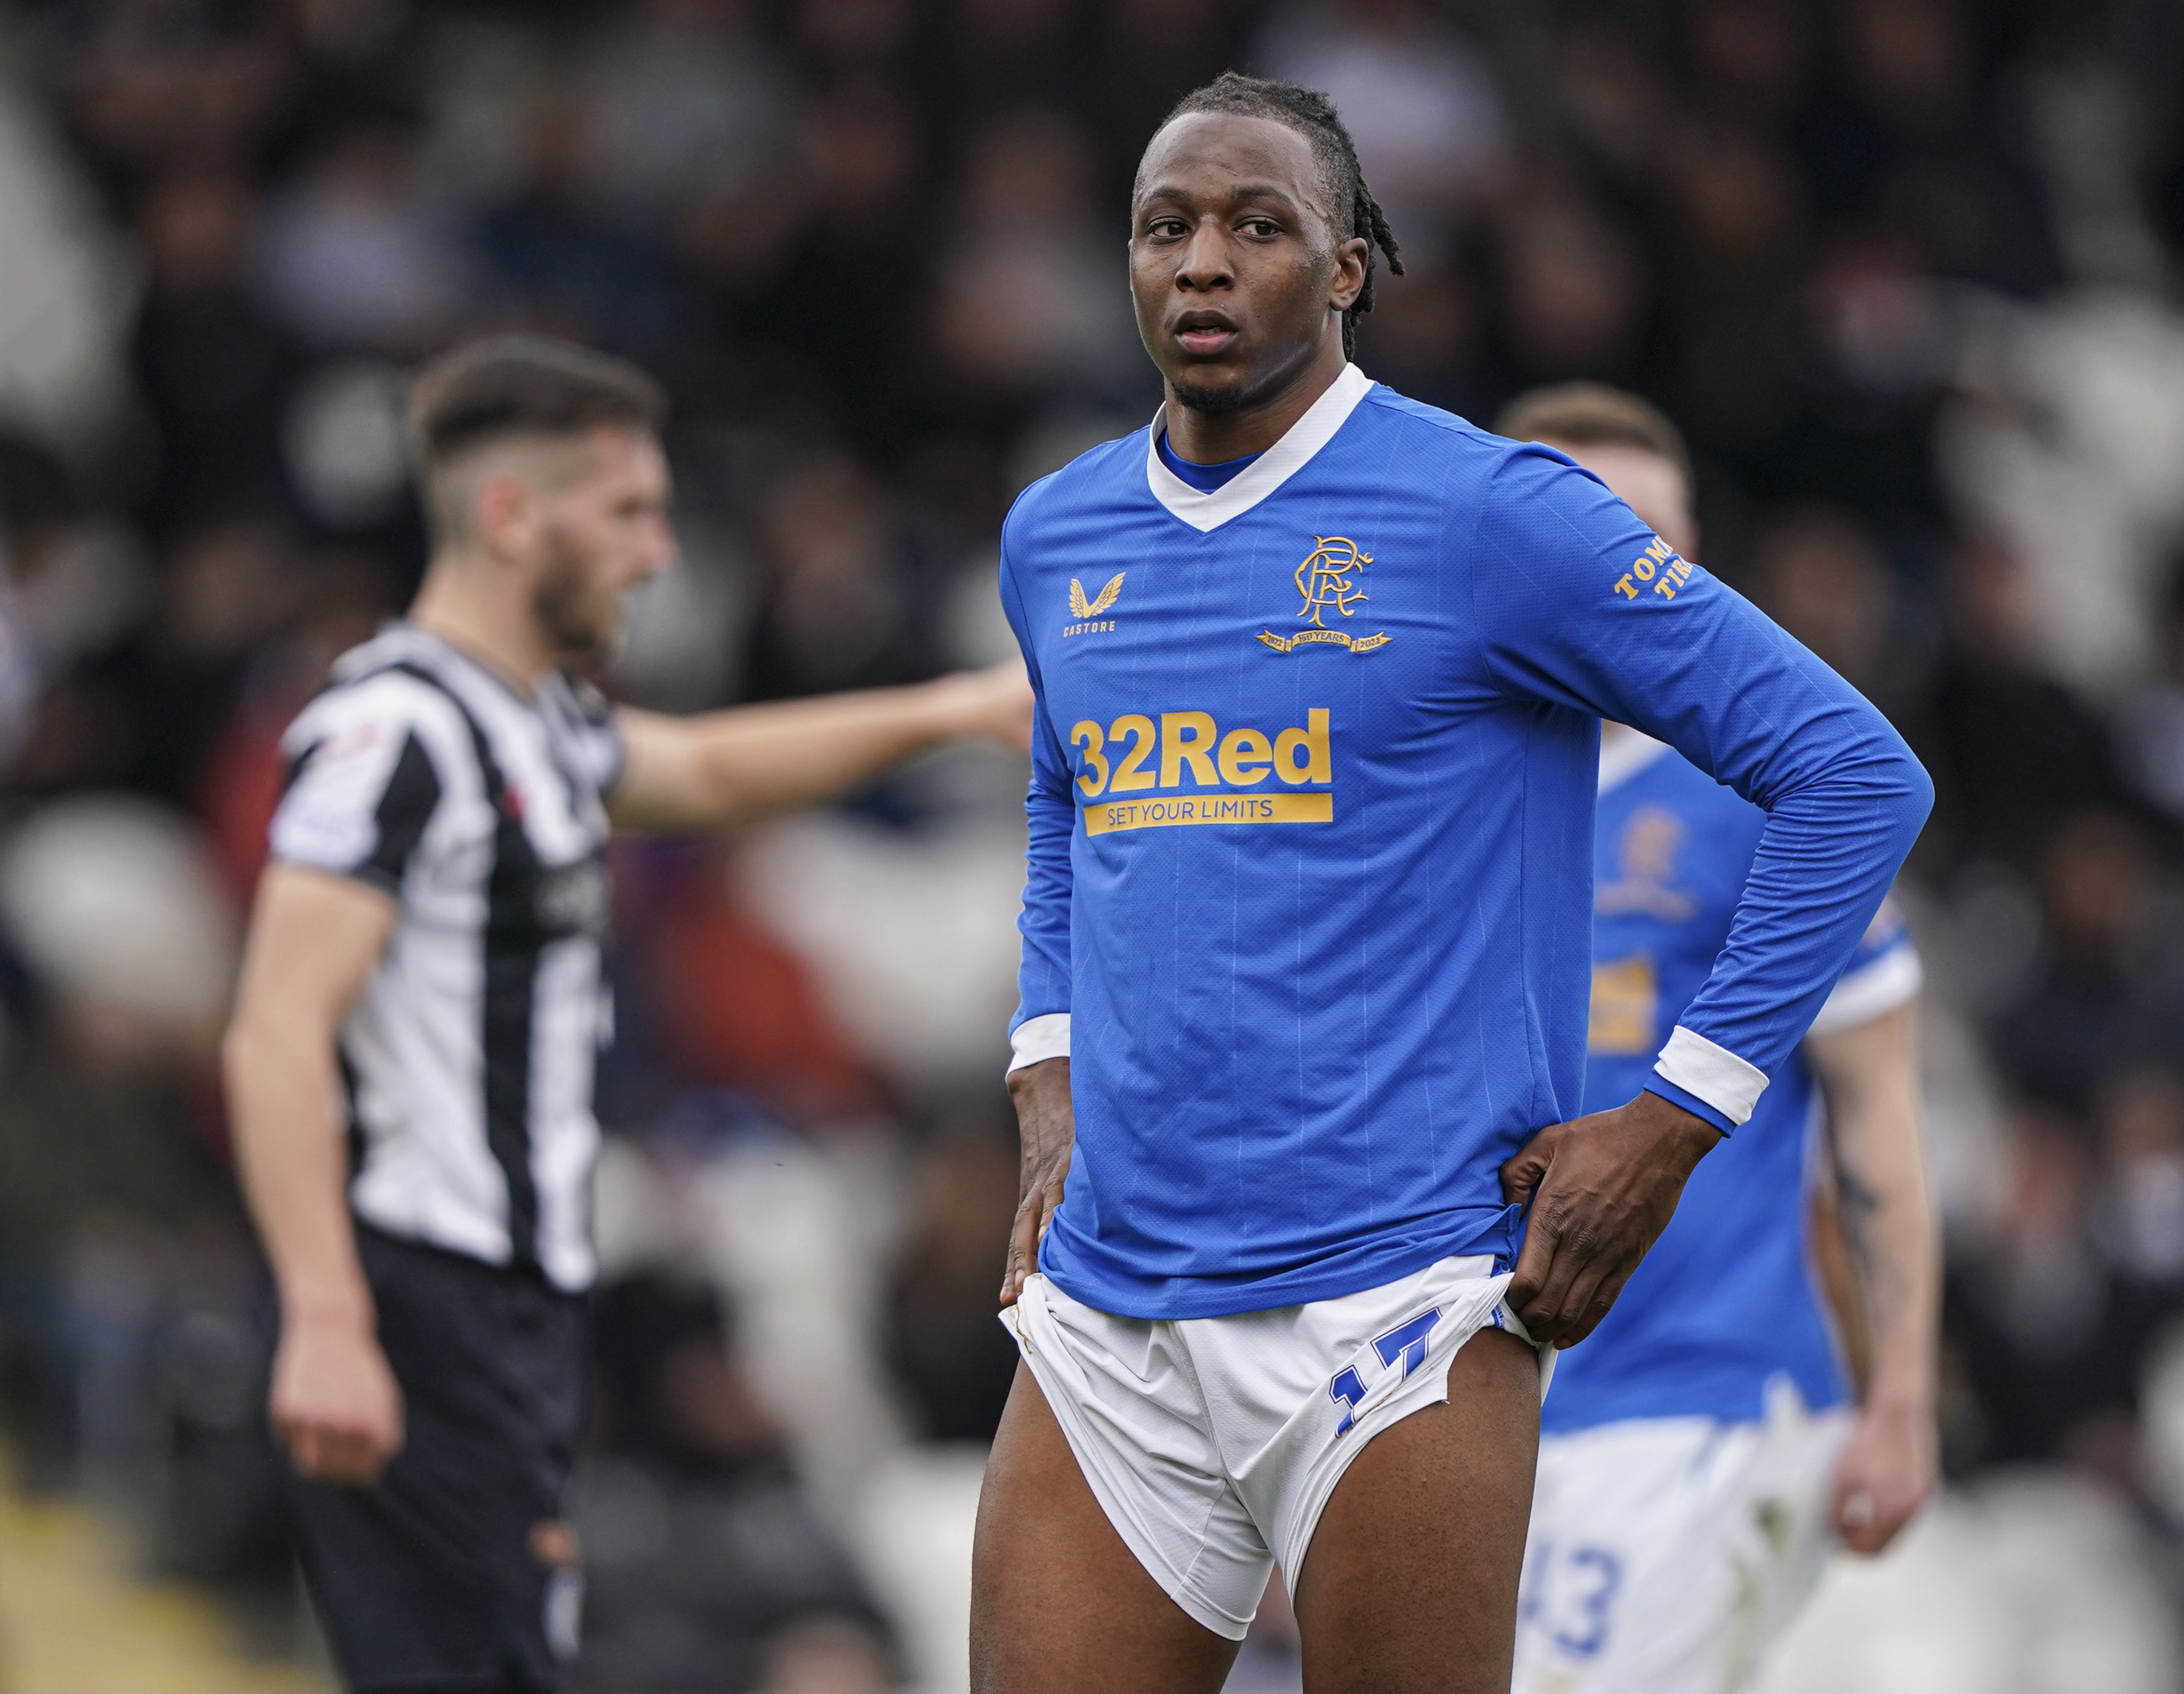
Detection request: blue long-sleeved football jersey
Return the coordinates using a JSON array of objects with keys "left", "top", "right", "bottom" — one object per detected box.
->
[
  {"left": 1543, "top": 731, "right": 1922, "bottom": 1432},
  {"left": 1000, "top": 364, "right": 1932, "bottom": 1320}
]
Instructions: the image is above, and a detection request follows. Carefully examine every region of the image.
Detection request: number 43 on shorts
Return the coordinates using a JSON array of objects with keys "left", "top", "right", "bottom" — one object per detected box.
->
[{"left": 1326, "top": 1308, "right": 1442, "bottom": 1437}]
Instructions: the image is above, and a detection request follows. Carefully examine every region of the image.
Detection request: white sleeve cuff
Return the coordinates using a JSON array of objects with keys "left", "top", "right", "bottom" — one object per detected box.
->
[
  {"left": 1007, "top": 1012, "right": 1071, "bottom": 1075},
  {"left": 1806, "top": 947, "right": 1923, "bottom": 1040},
  {"left": 1654, "top": 1026, "right": 1769, "bottom": 1127}
]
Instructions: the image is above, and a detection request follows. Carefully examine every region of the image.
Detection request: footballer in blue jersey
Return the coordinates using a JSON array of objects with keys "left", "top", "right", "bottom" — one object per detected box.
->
[
  {"left": 970, "top": 75, "right": 1932, "bottom": 1694},
  {"left": 1495, "top": 386, "right": 1939, "bottom": 1694}
]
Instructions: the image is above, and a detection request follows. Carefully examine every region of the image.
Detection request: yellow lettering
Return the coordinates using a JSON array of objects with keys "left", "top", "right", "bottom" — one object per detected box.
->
[
  {"left": 1084, "top": 792, "right": 1332, "bottom": 835},
  {"left": 1072, "top": 721, "right": 1109, "bottom": 797},
  {"left": 1109, "top": 715, "right": 1156, "bottom": 791},
  {"left": 1275, "top": 709, "right": 1332, "bottom": 786},
  {"left": 1633, "top": 557, "right": 1656, "bottom": 581},
  {"left": 1653, "top": 578, "right": 1677, "bottom": 599},
  {"left": 1218, "top": 727, "right": 1273, "bottom": 787},
  {"left": 1614, "top": 575, "right": 1638, "bottom": 600},
  {"left": 1644, "top": 537, "right": 1673, "bottom": 563},
  {"left": 1160, "top": 712, "right": 1219, "bottom": 787}
]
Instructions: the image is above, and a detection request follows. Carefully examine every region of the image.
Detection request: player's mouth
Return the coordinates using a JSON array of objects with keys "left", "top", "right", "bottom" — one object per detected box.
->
[{"left": 1172, "top": 310, "right": 1241, "bottom": 357}]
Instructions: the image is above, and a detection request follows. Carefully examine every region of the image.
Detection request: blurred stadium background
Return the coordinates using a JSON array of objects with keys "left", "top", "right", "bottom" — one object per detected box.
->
[{"left": 0, "top": 0, "right": 2182, "bottom": 1689}]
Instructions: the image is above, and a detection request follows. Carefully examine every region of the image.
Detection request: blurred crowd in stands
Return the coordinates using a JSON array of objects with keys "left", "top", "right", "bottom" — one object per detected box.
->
[{"left": 2, "top": 0, "right": 2184, "bottom": 1689}]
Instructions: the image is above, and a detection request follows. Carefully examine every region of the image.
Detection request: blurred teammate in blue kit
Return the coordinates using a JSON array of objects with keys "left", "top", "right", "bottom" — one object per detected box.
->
[
  {"left": 970, "top": 73, "right": 1933, "bottom": 1694},
  {"left": 1498, "top": 384, "right": 1939, "bottom": 1694}
]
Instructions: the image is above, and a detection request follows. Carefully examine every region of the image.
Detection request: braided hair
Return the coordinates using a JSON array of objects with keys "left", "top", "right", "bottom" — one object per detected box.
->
[{"left": 1156, "top": 72, "right": 1405, "bottom": 362}]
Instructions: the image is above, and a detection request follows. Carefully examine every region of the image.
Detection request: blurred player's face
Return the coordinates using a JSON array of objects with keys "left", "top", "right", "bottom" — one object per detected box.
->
[
  {"left": 1547, "top": 440, "right": 1698, "bottom": 559},
  {"left": 1129, "top": 112, "right": 1367, "bottom": 416},
  {"left": 522, "top": 425, "right": 676, "bottom": 669}
]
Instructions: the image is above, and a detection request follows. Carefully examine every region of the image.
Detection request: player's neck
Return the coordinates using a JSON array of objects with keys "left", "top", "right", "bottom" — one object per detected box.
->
[
  {"left": 1163, "top": 334, "right": 1346, "bottom": 464},
  {"left": 409, "top": 557, "right": 553, "bottom": 693}
]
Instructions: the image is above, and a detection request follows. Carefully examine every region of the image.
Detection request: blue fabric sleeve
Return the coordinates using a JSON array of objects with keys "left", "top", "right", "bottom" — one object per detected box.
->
[
  {"left": 1467, "top": 444, "right": 1933, "bottom": 1114},
  {"left": 1000, "top": 539, "right": 1074, "bottom": 1033}
]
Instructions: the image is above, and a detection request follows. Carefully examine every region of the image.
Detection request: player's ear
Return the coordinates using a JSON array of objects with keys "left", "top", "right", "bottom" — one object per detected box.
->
[
  {"left": 1329, "top": 234, "right": 1368, "bottom": 314},
  {"left": 471, "top": 467, "right": 540, "bottom": 564}
]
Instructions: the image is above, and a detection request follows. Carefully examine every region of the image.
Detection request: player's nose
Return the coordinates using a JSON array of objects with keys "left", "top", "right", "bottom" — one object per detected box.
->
[
  {"left": 1175, "top": 220, "right": 1233, "bottom": 290},
  {"left": 637, "top": 517, "right": 677, "bottom": 578}
]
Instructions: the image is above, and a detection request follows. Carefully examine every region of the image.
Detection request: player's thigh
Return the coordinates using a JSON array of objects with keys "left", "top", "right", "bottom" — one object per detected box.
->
[
  {"left": 970, "top": 1363, "right": 1238, "bottom": 1694},
  {"left": 1293, "top": 1326, "right": 1539, "bottom": 1694}
]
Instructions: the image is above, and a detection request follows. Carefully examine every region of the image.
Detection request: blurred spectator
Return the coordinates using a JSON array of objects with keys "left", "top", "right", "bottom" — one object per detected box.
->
[
  {"left": 129, "top": 171, "right": 302, "bottom": 526},
  {"left": 926, "top": 106, "right": 1144, "bottom": 433},
  {"left": 2119, "top": 553, "right": 2184, "bottom": 823},
  {"left": 1682, "top": 0, "right": 1809, "bottom": 130},
  {"left": 1684, "top": 227, "right": 1951, "bottom": 526},
  {"left": 885, "top": 1122, "right": 1019, "bottom": 1444},
  {"left": 571, "top": 1272, "right": 893, "bottom": 1694},
  {"left": 1748, "top": 503, "right": 1915, "bottom": 712},
  {"left": 1486, "top": 181, "right": 1652, "bottom": 400},
  {"left": 1253, "top": 0, "right": 1506, "bottom": 255},
  {"left": 475, "top": 78, "right": 693, "bottom": 364},
  {"left": 2090, "top": 1068, "right": 2184, "bottom": 1291},
  {"left": 1906, "top": 528, "right": 2137, "bottom": 869},
  {"left": 1943, "top": 1112, "right": 2155, "bottom": 1475},
  {"left": 259, "top": 112, "right": 473, "bottom": 352},
  {"left": 1990, "top": 809, "right": 2184, "bottom": 1114},
  {"left": 744, "top": 452, "right": 942, "bottom": 701},
  {"left": 59, "top": 517, "right": 301, "bottom": 808},
  {"left": 647, "top": 839, "right": 887, "bottom": 1123},
  {"left": 587, "top": 0, "right": 794, "bottom": 224},
  {"left": 750, "top": 77, "right": 932, "bottom": 450}
]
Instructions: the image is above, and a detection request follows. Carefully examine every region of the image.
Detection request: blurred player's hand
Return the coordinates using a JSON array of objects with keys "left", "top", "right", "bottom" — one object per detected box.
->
[
  {"left": 1829, "top": 1395, "right": 1935, "bottom": 1554},
  {"left": 938, "top": 659, "right": 1035, "bottom": 755},
  {"left": 1002, "top": 1057, "right": 1073, "bottom": 1307},
  {"left": 1499, "top": 1091, "right": 1721, "bottom": 1346},
  {"left": 271, "top": 1316, "right": 406, "bottom": 1487}
]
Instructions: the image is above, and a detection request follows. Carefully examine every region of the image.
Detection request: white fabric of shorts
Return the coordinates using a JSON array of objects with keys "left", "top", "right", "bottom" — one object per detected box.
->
[
  {"left": 1001, "top": 1254, "right": 1548, "bottom": 1640},
  {"left": 1513, "top": 1379, "right": 1851, "bottom": 1694}
]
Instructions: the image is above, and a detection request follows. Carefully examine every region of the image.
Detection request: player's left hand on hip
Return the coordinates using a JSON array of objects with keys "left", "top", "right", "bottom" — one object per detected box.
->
[
  {"left": 1498, "top": 1090, "right": 1721, "bottom": 1347},
  {"left": 1002, "top": 1056, "right": 1074, "bottom": 1308},
  {"left": 1830, "top": 1396, "right": 1936, "bottom": 1554}
]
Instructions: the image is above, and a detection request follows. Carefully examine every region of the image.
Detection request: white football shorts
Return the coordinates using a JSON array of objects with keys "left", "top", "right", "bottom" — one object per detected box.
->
[
  {"left": 1001, "top": 1253, "right": 1551, "bottom": 1639},
  {"left": 1512, "top": 1379, "right": 1851, "bottom": 1694}
]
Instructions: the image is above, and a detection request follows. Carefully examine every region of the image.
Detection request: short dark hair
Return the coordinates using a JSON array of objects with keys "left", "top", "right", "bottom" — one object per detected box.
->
[
  {"left": 1494, "top": 383, "right": 1690, "bottom": 483},
  {"left": 408, "top": 334, "right": 666, "bottom": 470},
  {"left": 1154, "top": 73, "right": 1404, "bottom": 363}
]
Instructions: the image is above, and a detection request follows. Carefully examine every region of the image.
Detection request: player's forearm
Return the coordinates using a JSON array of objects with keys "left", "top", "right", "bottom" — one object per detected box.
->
[
  {"left": 1667, "top": 750, "right": 1930, "bottom": 1120},
  {"left": 630, "top": 673, "right": 998, "bottom": 829},
  {"left": 223, "top": 1017, "right": 373, "bottom": 1330},
  {"left": 1837, "top": 1130, "right": 1938, "bottom": 1412},
  {"left": 1816, "top": 1017, "right": 1939, "bottom": 1412}
]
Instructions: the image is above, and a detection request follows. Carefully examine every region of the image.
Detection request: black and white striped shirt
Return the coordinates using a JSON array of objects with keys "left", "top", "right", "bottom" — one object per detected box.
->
[{"left": 270, "top": 625, "right": 621, "bottom": 1291}]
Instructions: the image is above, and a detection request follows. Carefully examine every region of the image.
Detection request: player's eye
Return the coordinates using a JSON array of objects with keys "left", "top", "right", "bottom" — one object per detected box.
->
[
  {"left": 1146, "top": 217, "right": 1187, "bottom": 240},
  {"left": 1239, "top": 217, "right": 1282, "bottom": 239}
]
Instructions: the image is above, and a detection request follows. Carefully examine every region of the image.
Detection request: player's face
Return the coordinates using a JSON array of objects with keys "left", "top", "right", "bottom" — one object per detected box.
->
[
  {"left": 1551, "top": 441, "right": 1698, "bottom": 559},
  {"left": 528, "top": 425, "right": 676, "bottom": 668},
  {"left": 1129, "top": 113, "right": 1367, "bottom": 414}
]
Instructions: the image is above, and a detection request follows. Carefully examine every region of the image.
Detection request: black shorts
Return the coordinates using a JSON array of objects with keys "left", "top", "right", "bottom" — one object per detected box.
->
[{"left": 286, "top": 1226, "right": 588, "bottom": 1694}]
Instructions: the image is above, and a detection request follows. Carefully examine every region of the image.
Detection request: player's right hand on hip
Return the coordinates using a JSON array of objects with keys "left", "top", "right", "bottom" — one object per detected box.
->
[
  {"left": 269, "top": 1316, "right": 406, "bottom": 1486},
  {"left": 1002, "top": 1057, "right": 1074, "bottom": 1307},
  {"left": 1498, "top": 1091, "right": 1721, "bottom": 1347}
]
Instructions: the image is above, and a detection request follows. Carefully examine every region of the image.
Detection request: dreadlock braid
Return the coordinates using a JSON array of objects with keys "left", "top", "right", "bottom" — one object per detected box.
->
[{"left": 1159, "top": 71, "right": 1406, "bottom": 362}]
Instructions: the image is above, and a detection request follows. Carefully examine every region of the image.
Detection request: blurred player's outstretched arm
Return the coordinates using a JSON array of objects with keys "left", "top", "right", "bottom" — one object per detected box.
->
[
  {"left": 1809, "top": 1001, "right": 1939, "bottom": 1553},
  {"left": 609, "top": 659, "right": 1031, "bottom": 831},
  {"left": 223, "top": 866, "right": 405, "bottom": 1486}
]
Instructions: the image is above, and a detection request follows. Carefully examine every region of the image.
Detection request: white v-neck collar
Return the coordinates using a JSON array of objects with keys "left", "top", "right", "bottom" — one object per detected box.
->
[
  {"left": 1144, "top": 362, "right": 1374, "bottom": 533},
  {"left": 1597, "top": 724, "right": 1673, "bottom": 793}
]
